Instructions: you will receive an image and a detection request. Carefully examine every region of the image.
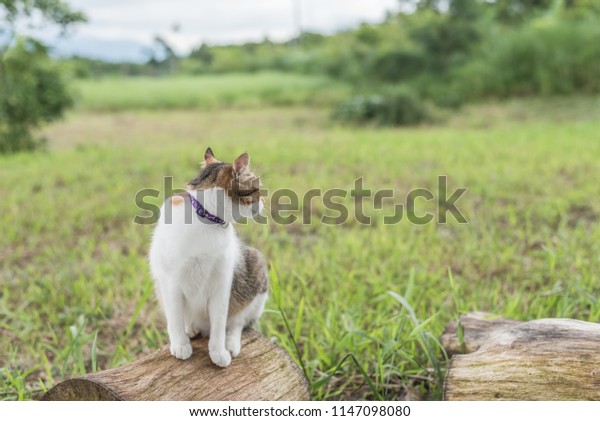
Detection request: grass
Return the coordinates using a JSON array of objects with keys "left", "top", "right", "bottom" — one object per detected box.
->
[
  {"left": 73, "top": 72, "right": 350, "bottom": 111},
  {"left": 1, "top": 83, "right": 600, "bottom": 400}
]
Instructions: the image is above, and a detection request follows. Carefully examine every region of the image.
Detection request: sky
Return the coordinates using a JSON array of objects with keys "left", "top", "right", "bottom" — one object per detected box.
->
[{"left": 42, "top": 0, "right": 401, "bottom": 62}]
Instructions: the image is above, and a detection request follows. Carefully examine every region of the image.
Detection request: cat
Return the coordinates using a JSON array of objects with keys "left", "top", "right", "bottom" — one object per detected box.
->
[{"left": 149, "top": 147, "right": 268, "bottom": 367}]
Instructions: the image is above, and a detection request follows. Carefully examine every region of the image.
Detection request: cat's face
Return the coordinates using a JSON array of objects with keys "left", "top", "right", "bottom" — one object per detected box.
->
[{"left": 188, "top": 148, "right": 264, "bottom": 220}]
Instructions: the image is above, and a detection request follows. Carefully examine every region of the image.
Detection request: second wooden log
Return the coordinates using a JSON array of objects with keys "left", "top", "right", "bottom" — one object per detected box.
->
[{"left": 441, "top": 313, "right": 600, "bottom": 400}]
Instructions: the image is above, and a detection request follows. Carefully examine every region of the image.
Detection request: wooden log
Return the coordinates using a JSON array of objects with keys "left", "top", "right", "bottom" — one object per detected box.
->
[
  {"left": 42, "top": 330, "right": 310, "bottom": 401},
  {"left": 441, "top": 312, "right": 600, "bottom": 400}
]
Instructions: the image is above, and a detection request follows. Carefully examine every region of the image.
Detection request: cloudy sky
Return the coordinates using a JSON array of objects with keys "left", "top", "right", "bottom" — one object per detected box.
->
[{"left": 44, "top": 0, "right": 400, "bottom": 61}]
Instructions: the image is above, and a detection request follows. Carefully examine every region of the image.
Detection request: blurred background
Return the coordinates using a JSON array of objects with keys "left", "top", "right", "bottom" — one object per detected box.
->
[{"left": 1, "top": 0, "right": 600, "bottom": 401}]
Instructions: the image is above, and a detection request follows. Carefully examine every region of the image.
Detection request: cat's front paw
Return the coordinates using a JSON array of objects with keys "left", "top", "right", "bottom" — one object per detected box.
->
[
  {"left": 209, "top": 348, "right": 232, "bottom": 368},
  {"left": 170, "top": 342, "right": 193, "bottom": 360},
  {"left": 225, "top": 336, "right": 241, "bottom": 358}
]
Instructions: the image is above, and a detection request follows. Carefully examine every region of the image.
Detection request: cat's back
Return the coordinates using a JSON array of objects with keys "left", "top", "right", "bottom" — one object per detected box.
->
[{"left": 229, "top": 244, "right": 269, "bottom": 315}]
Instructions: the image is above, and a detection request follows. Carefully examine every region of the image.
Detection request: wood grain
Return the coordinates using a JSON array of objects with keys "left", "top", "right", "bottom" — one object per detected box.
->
[{"left": 442, "top": 313, "right": 600, "bottom": 400}]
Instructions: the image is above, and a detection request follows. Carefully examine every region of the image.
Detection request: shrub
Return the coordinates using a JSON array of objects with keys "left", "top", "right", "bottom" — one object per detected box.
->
[
  {"left": 453, "top": 20, "right": 600, "bottom": 99},
  {"left": 333, "top": 86, "right": 430, "bottom": 126},
  {"left": 369, "top": 47, "right": 428, "bottom": 83}
]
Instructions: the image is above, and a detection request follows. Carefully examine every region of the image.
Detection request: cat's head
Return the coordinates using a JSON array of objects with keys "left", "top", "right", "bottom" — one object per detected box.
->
[{"left": 187, "top": 147, "right": 263, "bottom": 222}]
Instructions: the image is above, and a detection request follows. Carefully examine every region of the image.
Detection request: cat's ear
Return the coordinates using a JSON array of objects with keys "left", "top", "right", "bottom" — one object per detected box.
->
[
  {"left": 204, "top": 147, "right": 219, "bottom": 164},
  {"left": 233, "top": 152, "right": 250, "bottom": 173}
]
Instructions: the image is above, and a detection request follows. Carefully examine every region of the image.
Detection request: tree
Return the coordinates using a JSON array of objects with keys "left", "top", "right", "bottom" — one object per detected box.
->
[
  {"left": 0, "top": 0, "right": 85, "bottom": 154},
  {"left": 145, "top": 35, "right": 179, "bottom": 76},
  {"left": 492, "top": 0, "right": 554, "bottom": 23},
  {"left": 399, "top": 0, "right": 555, "bottom": 24},
  {"left": 190, "top": 43, "right": 214, "bottom": 66}
]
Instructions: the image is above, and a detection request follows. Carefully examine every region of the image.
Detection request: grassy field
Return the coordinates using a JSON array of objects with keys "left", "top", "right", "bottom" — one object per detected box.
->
[
  {"left": 73, "top": 72, "right": 350, "bottom": 111},
  {"left": 1, "top": 75, "right": 600, "bottom": 400}
]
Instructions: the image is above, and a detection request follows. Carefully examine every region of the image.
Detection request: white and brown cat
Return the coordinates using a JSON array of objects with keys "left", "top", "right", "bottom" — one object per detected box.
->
[{"left": 149, "top": 148, "right": 268, "bottom": 367}]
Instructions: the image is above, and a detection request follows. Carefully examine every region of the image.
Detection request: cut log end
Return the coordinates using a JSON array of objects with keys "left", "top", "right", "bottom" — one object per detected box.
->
[{"left": 42, "top": 330, "right": 310, "bottom": 401}]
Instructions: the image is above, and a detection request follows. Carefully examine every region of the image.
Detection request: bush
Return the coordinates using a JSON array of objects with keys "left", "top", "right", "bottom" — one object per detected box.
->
[
  {"left": 369, "top": 47, "right": 428, "bottom": 83},
  {"left": 333, "top": 86, "right": 430, "bottom": 126},
  {"left": 453, "top": 20, "right": 600, "bottom": 99},
  {"left": 0, "top": 38, "right": 74, "bottom": 154}
]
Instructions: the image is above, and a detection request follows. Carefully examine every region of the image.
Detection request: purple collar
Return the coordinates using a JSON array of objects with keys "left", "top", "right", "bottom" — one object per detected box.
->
[{"left": 188, "top": 193, "right": 228, "bottom": 227}]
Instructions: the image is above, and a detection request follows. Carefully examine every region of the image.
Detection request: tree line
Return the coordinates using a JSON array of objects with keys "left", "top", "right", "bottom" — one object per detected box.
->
[{"left": 2, "top": 0, "right": 600, "bottom": 153}]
